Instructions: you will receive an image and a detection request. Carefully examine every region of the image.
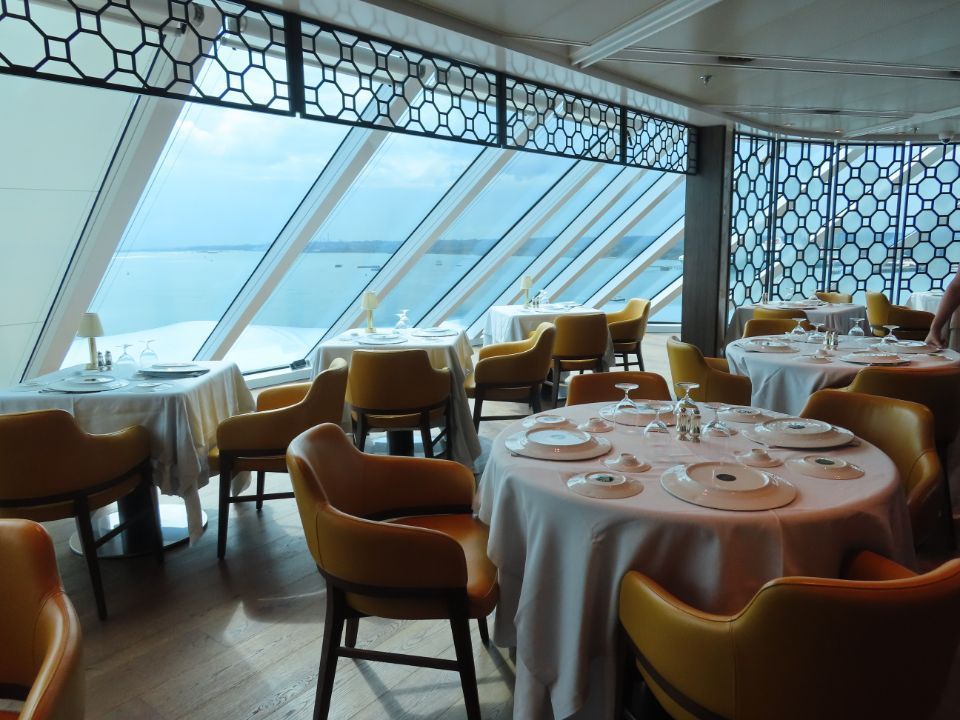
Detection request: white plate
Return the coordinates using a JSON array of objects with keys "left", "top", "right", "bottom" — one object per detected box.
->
[
  {"left": 719, "top": 406, "right": 767, "bottom": 423},
  {"left": 761, "top": 418, "right": 833, "bottom": 437},
  {"left": 786, "top": 455, "right": 865, "bottom": 480},
  {"left": 64, "top": 374, "right": 115, "bottom": 385},
  {"left": 603, "top": 454, "right": 651, "bottom": 472},
  {"left": 889, "top": 340, "right": 936, "bottom": 354},
  {"left": 734, "top": 449, "right": 783, "bottom": 468},
  {"left": 525, "top": 427, "right": 594, "bottom": 448},
  {"left": 567, "top": 472, "right": 643, "bottom": 499},
  {"left": 660, "top": 463, "right": 797, "bottom": 511},
  {"left": 839, "top": 352, "right": 906, "bottom": 365},
  {"left": 743, "top": 424, "right": 854, "bottom": 449},
  {"left": 45, "top": 378, "right": 128, "bottom": 393},
  {"left": 741, "top": 340, "right": 798, "bottom": 353},
  {"left": 522, "top": 414, "right": 575, "bottom": 429},
  {"left": 599, "top": 404, "right": 677, "bottom": 427},
  {"left": 150, "top": 362, "right": 202, "bottom": 370},
  {"left": 356, "top": 335, "right": 408, "bottom": 345},
  {"left": 410, "top": 328, "right": 459, "bottom": 337},
  {"left": 505, "top": 431, "right": 612, "bottom": 461}
]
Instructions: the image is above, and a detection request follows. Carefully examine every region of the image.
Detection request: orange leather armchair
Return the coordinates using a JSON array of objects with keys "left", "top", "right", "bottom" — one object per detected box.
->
[
  {"left": 0, "top": 520, "right": 83, "bottom": 720},
  {"left": 866, "top": 291, "right": 934, "bottom": 339},
  {"left": 347, "top": 349, "right": 452, "bottom": 458},
  {"left": 566, "top": 371, "right": 671, "bottom": 406},
  {"left": 752, "top": 307, "right": 811, "bottom": 327},
  {"left": 465, "top": 321, "right": 555, "bottom": 429},
  {"left": 210, "top": 358, "right": 348, "bottom": 559},
  {"left": 666, "top": 337, "right": 752, "bottom": 405},
  {"left": 606, "top": 298, "right": 650, "bottom": 371},
  {"left": 619, "top": 550, "right": 960, "bottom": 720},
  {"left": 549, "top": 313, "right": 610, "bottom": 407},
  {"left": 0, "top": 409, "right": 161, "bottom": 620},
  {"left": 801, "top": 389, "right": 944, "bottom": 547},
  {"left": 286, "top": 423, "right": 497, "bottom": 720},
  {"left": 815, "top": 290, "right": 854, "bottom": 304}
]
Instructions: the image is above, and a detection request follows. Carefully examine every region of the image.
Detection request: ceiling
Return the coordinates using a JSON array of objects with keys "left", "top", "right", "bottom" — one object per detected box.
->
[{"left": 287, "top": 0, "right": 960, "bottom": 142}]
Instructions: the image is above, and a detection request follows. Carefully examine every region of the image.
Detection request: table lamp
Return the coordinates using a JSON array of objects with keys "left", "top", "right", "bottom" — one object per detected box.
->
[
  {"left": 520, "top": 275, "right": 534, "bottom": 306},
  {"left": 361, "top": 291, "right": 379, "bottom": 333},
  {"left": 77, "top": 312, "right": 104, "bottom": 370}
]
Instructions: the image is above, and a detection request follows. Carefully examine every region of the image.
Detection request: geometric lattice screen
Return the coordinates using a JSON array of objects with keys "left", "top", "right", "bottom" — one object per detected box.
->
[{"left": 729, "top": 133, "right": 960, "bottom": 313}]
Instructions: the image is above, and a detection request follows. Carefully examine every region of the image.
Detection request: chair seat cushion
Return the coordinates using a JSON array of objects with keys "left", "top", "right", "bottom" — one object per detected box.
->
[
  {"left": 464, "top": 374, "right": 535, "bottom": 402},
  {"left": 347, "top": 514, "right": 499, "bottom": 620},
  {"left": 613, "top": 340, "right": 639, "bottom": 352},
  {"left": 0, "top": 474, "right": 142, "bottom": 523},
  {"left": 558, "top": 357, "right": 603, "bottom": 370},
  {"left": 208, "top": 446, "right": 288, "bottom": 475},
  {"left": 351, "top": 406, "right": 446, "bottom": 429}
]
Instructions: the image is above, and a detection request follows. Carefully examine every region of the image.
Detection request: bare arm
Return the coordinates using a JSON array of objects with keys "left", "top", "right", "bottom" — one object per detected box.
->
[{"left": 926, "top": 270, "right": 960, "bottom": 346}]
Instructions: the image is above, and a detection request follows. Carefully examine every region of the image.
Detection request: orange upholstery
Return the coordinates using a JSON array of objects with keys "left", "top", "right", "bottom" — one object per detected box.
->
[
  {"left": 666, "top": 337, "right": 752, "bottom": 405},
  {"left": 566, "top": 371, "right": 671, "bottom": 405},
  {"left": 0, "top": 409, "right": 160, "bottom": 619},
  {"left": 619, "top": 551, "right": 960, "bottom": 720},
  {"left": 465, "top": 322, "right": 555, "bottom": 427},
  {"left": 211, "top": 358, "right": 348, "bottom": 559},
  {"left": 550, "top": 313, "right": 610, "bottom": 407},
  {"left": 0, "top": 520, "right": 83, "bottom": 720},
  {"left": 606, "top": 299, "right": 650, "bottom": 370},
  {"left": 753, "top": 307, "right": 809, "bottom": 322},
  {"left": 347, "top": 349, "right": 452, "bottom": 458},
  {"left": 866, "top": 291, "right": 934, "bottom": 339},
  {"left": 801, "top": 389, "right": 944, "bottom": 546},
  {"left": 286, "top": 423, "right": 497, "bottom": 720},
  {"left": 742, "top": 318, "right": 799, "bottom": 338},
  {"left": 816, "top": 290, "right": 854, "bottom": 304}
]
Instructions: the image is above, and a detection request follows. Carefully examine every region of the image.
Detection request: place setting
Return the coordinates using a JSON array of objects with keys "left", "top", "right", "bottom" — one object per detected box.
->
[
  {"left": 40, "top": 372, "right": 130, "bottom": 394},
  {"left": 739, "top": 337, "right": 798, "bottom": 353},
  {"left": 742, "top": 417, "right": 856, "bottom": 449},
  {"left": 660, "top": 460, "right": 797, "bottom": 511}
]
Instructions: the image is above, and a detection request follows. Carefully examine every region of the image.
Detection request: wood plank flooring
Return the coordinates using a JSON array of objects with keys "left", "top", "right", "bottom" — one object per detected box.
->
[{"left": 22, "top": 333, "right": 960, "bottom": 719}]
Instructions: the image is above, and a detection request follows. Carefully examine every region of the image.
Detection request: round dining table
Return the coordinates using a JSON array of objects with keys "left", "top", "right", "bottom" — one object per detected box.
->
[
  {"left": 724, "top": 300, "right": 865, "bottom": 344},
  {"left": 476, "top": 401, "right": 914, "bottom": 720}
]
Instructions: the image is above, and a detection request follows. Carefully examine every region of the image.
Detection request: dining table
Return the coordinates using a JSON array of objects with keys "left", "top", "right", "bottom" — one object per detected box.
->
[
  {"left": 0, "top": 361, "right": 254, "bottom": 550},
  {"left": 724, "top": 300, "right": 866, "bottom": 345},
  {"left": 906, "top": 290, "right": 959, "bottom": 350},
  {"left": 312, "top": 326, "right": 482, "bottom": 469},
  {"left": 476, "top": 401, "right": 914, "bottom": 720}
]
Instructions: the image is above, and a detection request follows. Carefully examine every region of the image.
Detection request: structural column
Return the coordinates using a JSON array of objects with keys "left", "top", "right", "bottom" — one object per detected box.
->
[{"left": 681, "top": 125, "right": 733, "bottom": 356}]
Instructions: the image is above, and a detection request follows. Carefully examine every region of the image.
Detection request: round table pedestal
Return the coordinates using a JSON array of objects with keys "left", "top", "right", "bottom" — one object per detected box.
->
[{"left": 69, "top": 499, "right": 206, "bottom": 559}]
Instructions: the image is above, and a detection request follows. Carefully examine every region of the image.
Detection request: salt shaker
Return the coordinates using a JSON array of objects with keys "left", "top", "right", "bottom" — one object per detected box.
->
[
  {"left": 97, "top": 351, "right": 105, "bottom": 371},
  {"left": 690, "top": 408, "right": 702, "bottom": 443},
  {"left": 104, "top": 350, "right": 113, "bottom": 370}
]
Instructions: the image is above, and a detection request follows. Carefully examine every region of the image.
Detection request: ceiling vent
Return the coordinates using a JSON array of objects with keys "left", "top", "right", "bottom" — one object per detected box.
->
[
  {"left": 716, "top": 55, "right": 754, "bottom": 65},
  {"left": 812, "top": 109, "right": 841, "bottom": 115}
]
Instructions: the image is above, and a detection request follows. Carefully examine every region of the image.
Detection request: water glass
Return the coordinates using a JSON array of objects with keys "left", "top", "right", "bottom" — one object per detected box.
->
[
  {"left": 881, "top": 325, "right": 900, "bottom": 344},
  {"left": 790, "top": 317, "right": 807, "bottom": 338},
  {"left": 848, "top": 318, "right": 865, "bottom": 337},
  {"left": 139, "top": 340, "right": 159, "bottom": 367}
]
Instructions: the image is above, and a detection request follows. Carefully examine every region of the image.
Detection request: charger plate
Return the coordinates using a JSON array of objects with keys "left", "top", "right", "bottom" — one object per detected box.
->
[
  {"left": 660, "top": 462, "right": 797, "bottom": 511},
  {"left": 839, "top": 352, "right": 906, "bottom": 365},
  {"left": 567, "top": 472, "right": 643, "bottom": 499},
  {"left": 46, "top": 376, "right": 129, "bottom": 393},
  {"left": 743, "top": 419, "right": 854, "bottom": 449},
  {"left": 410, "top": 328, "right": 458, "bottom": 337},
  {"left": 505, "top": 429, "right": 612, "bottom": 461},
  {"left": 522, "top": 414, "right": 575, "bottom": 429},
  {"left": 786, "top": 455, "right": 864, "bottom": 480}
]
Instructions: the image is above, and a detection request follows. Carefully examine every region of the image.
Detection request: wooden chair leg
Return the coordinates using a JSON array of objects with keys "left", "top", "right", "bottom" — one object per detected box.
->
[
  {"left": 445, "top": 402, "right": 454, "bottom": 460},
  {"left": 345, "top": 617, "right": 359, "bottom": 648},
  {"left": 450, "top": 607, "right": 481, "bottom": 720},
  {"left": 420, "top": 412, "right": 434, "bottom": 458},
  {"left": 552, "top": 360, "right": 562, "bottom": 408},
  {"left": 217, "top": 459, "right": 232, "bottom": 560},
  {"left": 314, "top": 585, "right": 346, "bottom": 720},
  {"left": 477, "top": 616, "right": 490, "bottom": 645},
  {"left": 637, "top": 347, "right": 645, "bottom": 372},
  {"left": 75, "top": 497, "right": 108, "bottom": 620},
  {"left": 531, "top": 384, "right": 543, "bottom": 413},
  {"left": 472, "top": 392, "right": 483, "bottom": 431},
  {"left": 255, "top": 471, "right": 266, "bottom": 511},
  {"left": 356, "top": 414, "right": 368, "bottom": 453}
]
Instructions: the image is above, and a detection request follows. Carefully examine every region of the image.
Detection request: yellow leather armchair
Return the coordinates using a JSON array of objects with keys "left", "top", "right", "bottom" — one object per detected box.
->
[
  {"left": 0, "top": 409, "right": 160, "bottom": 620},
  {"left": 619, "top": 551, "right": 960, "bottom": 720},
  {"left": 567, "top": 371, "right": 671, "bottom": 405},
  {"left": 606, "top": 298, "right": 650, "bottom": 371},
  {"left": 210, "top": 358, "right": 348, "bottom": 559},
  {"left": 465, "top": 321, "right": 555, "bottom": 428},
  {"left": 801, "top": 389, "right": 943, "bottom": 547},
  {"left": 866, "top": 291, "right": 934, "bottom": 339},
  {"left": 753, "top": 307, "right": 810, "bottom": 325},
  {"left": 0, "top": 520, "right": 84, "bottom": 720},
  {"left": 666, "top": 337, "right": 752, "bottom": 405},
  {"left": 549, "top": 313, "right": 610, "bottom": 407},
  {"left": 742, "top": 318, "right": 797, "bottom": 338},
  {"left": 815, "top": 290, "right": 853, "bottom": 303},
  {"left": 347, "top": 349, "right": 451, "bottom": 458},
  {"left": 286, "top": 423, "right": 497, "bottom": 720}
]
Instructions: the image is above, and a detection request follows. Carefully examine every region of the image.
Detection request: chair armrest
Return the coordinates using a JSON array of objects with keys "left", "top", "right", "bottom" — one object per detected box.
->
[
  {"left": 841, "top": 550, "right": 916, "bottom": 581},
  {"left": 889, "top": 307, "right": 934, "bottom": 329},
  {"left": 608, "top": 318, "right": 641, "bottom": 342},
  {"left": 704, "top": 357, "right": 730, "bottom": 372},
  {"left": 710, "top": 370, "right": 752, "bottom": 406},
  {"left": 83, "top": 426, "right": 151, "bottom": 486},
  {"left": 257, "top": 382, "right": 311, "bottom": 411},
  {"left": 479, "top": 338, "right": 531, "bottom": 360},
  {"left": 217, "top": 402, "right": 315, "bottom": 452},
  {"left": 475, "top": 350, "right": 544, "bottom": 384}
]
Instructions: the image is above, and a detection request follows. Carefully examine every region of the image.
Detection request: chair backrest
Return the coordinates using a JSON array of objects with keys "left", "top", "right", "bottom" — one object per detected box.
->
[
  {"left": 348, "top": 349, "right": 449, "bottom": 411},
  {"left": 742, "top": 318, "right": 796, "bottom": 338},
  {"left": 476, "top": 322, "right": 555, "bottom": 385},
  {"left": 815, "top": 290, "right": 853, "bottom": 304},
  {"left": 727, "top": 559, "right": 960, "bottom": 719},
  {"left": 299, "top": 358, "right": 349, "bottom": 425},
  {"left": 666, "top": 337, "right": 709, "bottom": 400},
  {"left": 801, "top": 389, "right": 942, "bottom": 540},
  {"left": 847, "top": 366, "right": 960, "bottom": 447},
  {"left": 607, "top": 299, "right": 650, "bottom": 343},
  {"left": 0, "top": 519, "right": 83, "bottom": 720},
  {"left": 553, "top": 313, "right": 609, "bottom": 358},
  {"left": 865, "top": 291, "right": 891, "bottom": 329},
  {"left": 753, "top": 307, "right": 808, "bottom": 322},
  {"left": 566, "top": 371, "right": 671, "bottom": 405}
]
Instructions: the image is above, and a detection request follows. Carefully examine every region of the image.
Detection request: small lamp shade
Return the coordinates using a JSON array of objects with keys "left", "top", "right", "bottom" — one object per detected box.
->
[
  {"left": 361, "top": 291, "right": 379, "bottom": 310},
  {"left": 77, "top": 312, "right": 104, "bottom": 338},
  {"left": 520, "top": 275, "right": 534, "bottom": 290}
]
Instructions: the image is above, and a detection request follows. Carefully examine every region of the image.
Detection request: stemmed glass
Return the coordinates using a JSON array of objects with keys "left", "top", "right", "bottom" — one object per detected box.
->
[
  {"left": 702, "top": 402, "right": 733, "bottom": 437},
  {"left": 848, "top": 318, "right": 865, "bottom": 337},
  {"left": 613, "top": 383, "right": 640, "bottom": 429},
  {"left": 115, "top": 344, "right": 137, "bottom": 371},
  {"left": 643, "top": 400, "right": 671, "bottom": 436},
  {"left": 395, "top": 309, "right": 410, "bottom": 331},
  {"left": 139, "top": 340, "right": 158, "bottom": 367},
  {"left": 881, "top": 325, "right": 900, "bottom": 345},
  {"left": 808, "top": 322, "right": 826, "bottom": 344},
  {"left": 790, "top": 317, "right": 807, "bottom": 338}
]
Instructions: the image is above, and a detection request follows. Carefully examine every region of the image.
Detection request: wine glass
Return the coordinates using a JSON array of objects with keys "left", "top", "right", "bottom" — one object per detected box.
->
[
  {"left": 395, "top": 309, "right": 409, "bottom": 331},
  {"left": 702, "top": 402, "right": 733, "bottom": 437},
  {"left": 881, "top": 325, "right": 900, "bottom": 344},
  {"left": 613, "top": 383, "right": 640, "bottom": 429},
  {"left": 139, "top": 340, "right": 158, "bottom": 367},
  {"left": 675, "top": 382, "right": 700, "bottom": 440},
  {"left": 790, "top": 317, "right": 807, "bottom": 338},
  {"left": 808, "top": 322, "right": 826, "bottom": 344},
  {"left": 848, "top": 318, "right": 865, "bottom": 337},
  {"left": 115, "top": 344, "right": 137, "bottom": 372},
  {"left": 643, "top": 400, "right": 671, "bottom": 436}
]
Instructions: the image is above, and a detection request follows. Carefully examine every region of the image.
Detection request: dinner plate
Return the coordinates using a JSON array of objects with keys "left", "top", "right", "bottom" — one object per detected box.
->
[
  {"left": 505, "top": 430, "right": 612, "bottom": 461},
  {"left": 760, "top": 417, "right": 833, "bottom": 437},
  {"left": 742, "top": 422, "right": 854, "bottom": 449},
  {"left": 410, "top": 328, "right": 458, "bottom": 337},
  {"left": 150, "top": 362, "right": 202, "bottom": 370},
  {"left": 786, "top": 455, "right": 865, "bottom": 480},
  {"left": 567, "top": 472, "right": 643, "bottom": 499},
  {"left": 741, "top": 340, "right": 797, "bottom": 353},
  {"left": 45, "top": 377, "right": 129, "bottom": 393},
  {"left": 356, "top": 334, "right": 408, "bottom": 345},
  {"left": 839, "top": 352, "right": 906, "bottom": 365},
  {"left": 660, "top": 463, "right": 797, "bottom": 511},
  {"left": 888, "top": 340, "right": 936, "bottom": 354}
]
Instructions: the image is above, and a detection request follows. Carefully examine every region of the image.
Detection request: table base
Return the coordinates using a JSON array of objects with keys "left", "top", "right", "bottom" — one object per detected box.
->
[{"left": 69, "top": 501, "right": 207, "bottom": 559}]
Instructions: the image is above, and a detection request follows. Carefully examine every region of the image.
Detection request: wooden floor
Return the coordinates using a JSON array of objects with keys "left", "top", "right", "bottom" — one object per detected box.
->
[{"left": 24, "top": 333, "right": 960, "bottom": 719}]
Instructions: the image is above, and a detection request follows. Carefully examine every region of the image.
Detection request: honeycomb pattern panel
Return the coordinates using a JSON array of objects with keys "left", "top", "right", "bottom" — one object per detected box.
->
[
  {"left": 625, "top": 109, "right": 694, "bottom": 174},
  {"left": 0, "top": 0, "right": 291, "bottom": 111},
  {"left": 300, "top": 21, "right": 498, "bottom": 145},
  {"left": 826, "top": 144, "right": 904, "bottom": 298},
  {"left": 899, "top": 144, "right": 960, "bottom": 299},
  {"left": 728, "top": 134, "right": 774, "bottom": 310},
  {"left": 503, "top": 78, "right": 620, "bottom": 161},
  {"left": 769, "top": 139, "right": 834, "bottom": 301}
]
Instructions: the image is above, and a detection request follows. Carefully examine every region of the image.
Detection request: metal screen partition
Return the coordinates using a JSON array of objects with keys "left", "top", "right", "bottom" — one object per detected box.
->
[
  {"left": 728, "top": 133, "right": 960, "bottom": 313},
  {"left": 0, "top": 0, "right": 695, "bottom": 173}
]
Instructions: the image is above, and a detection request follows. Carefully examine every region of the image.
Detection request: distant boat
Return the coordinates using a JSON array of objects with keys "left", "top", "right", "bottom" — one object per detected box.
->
[{"left": 357, "top": 265, "right": 381, "bottom": 270}]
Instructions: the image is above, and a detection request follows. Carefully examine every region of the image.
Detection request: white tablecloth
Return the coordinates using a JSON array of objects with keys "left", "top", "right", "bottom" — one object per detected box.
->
[
  {"left": 725, "top": 303, "right": 866, "bottom": 344},
  {"left": 476, "top": 401, "right": 913, "bottom": 720},
  {"left": 906, "top": 291, "right": 960, "bottom": 350},
  {"left": 483, "top": 304, "right": 616, "bottom": 367},
  {"left": 312, "top": 328, "right": 481, "bottom": 469},
  {"left": 0, "top": 362, "right": 254, "bottom": 540}
]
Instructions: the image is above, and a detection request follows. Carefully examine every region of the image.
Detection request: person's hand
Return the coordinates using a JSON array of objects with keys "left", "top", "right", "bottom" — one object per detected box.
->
[{"left": 925, "top": 327, "right": 944, "bottom": 348}]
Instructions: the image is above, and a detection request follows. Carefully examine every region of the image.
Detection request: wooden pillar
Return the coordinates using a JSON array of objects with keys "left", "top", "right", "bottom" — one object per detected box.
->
[{"left": 681, "top": 125, "right": 733, "bottom": 357}]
